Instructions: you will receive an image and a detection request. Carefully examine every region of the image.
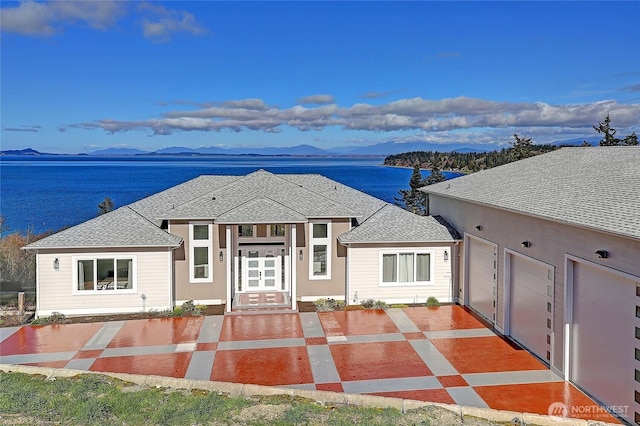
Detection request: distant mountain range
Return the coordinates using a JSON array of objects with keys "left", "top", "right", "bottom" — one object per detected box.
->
[{"left": 1, "top": 138, "right": 598, "bottom": 157}]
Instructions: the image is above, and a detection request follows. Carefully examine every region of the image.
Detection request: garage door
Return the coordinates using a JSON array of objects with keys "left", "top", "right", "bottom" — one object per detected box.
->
[
  {"left": 509, "top": 253, "right": 552, "bottom": 363},
  {"left": 571, "top": 261, "right": 638, "bottom": 418},
  {"left": 467, "top": 237, "right": 497, "bottom": 323}
]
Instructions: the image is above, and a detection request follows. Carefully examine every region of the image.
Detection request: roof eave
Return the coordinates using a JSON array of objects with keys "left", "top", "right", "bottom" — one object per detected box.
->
[
  {"left": 215, "top": 219, "right": 308, "bottom": 225},
  {"left": 426, "top": 193, "right": 640, "bottom": 241},
  {"left": 338, "top": 238, "right": 460, "bottom": 245},
  {"left": 24, "top": 242, "right": 183, "bottom": 251}
]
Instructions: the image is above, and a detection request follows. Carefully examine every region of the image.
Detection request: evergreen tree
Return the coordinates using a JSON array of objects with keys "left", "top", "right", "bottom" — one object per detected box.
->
[
  {"left": 394, "top": 164, "right": 427, "bottom": 215},
  {"left": 622, "top": 132, "right": 638, "bottom": 146},
  {"left": 425, "top": 163, "right": 446, "bottom": 185},
  {"left": 509, "top": 134, "right": 533, "bottom": 161},
  {"left": 594, "top": 114, "right": 618, "bottom": 146},
  {"left": 593, "top": 114, "right": 638, "bottom": 146},
  {"left": 98, "top": 197, "right": 114, "bottom": 215}
]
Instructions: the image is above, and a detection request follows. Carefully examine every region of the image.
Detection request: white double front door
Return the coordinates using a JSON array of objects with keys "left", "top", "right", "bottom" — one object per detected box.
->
[{"left": 242, "top": 248, "right": 282, "bottom": 291}]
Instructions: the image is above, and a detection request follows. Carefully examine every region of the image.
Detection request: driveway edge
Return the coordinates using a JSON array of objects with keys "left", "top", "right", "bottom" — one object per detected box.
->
[{"left": 0, "top": 364, "right": 619, "bottom": 425}]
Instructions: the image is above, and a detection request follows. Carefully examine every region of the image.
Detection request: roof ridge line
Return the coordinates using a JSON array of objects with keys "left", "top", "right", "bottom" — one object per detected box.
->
[
  {"left": 216, "top": 195, "right": 308, "bottom": 219},
  {"left": 276, "top": 174, "right": 362, "bottom": 216},
  {"left": 353, "top": 203, "right": 390, "bottom": 226},
  {"left": 125, "top": 206, "right": 171, "bottom": 235}
]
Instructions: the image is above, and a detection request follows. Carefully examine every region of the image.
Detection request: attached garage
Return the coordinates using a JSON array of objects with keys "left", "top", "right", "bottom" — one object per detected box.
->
[
  {"left": 465, "top": 235, "right": 497, "bottom": 324},
  {"left": 567, "top": 257, "right": 639, "bottom": 416},
  {"left": 505, "top": 251, "right": 553, "bottom": 364}
]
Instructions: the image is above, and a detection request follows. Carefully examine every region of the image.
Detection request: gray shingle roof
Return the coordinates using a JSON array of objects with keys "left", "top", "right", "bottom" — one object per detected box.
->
[
  {"left": 25, "top": 206, "right": 183, "bottom": 249},
  {"left": 129, "top": 175, "right": 240, "bottom": 226},
  {"left": 159, "top": 170, "right": 359, "bottom": 220},
  {"left": 423, "top": 146, "right": 640, "bottom": 240},
  {"left": 338, "top": 204, "right": 459, "bottom": 243},
  {"left": 279, "top": 174, "right": 387, "bottom": 221},
  {"left": 27, "top": 168, "right": 456, "bottom": 249},
  {"left": 215, "top": 197, "right": 308, "bottom": 224}
]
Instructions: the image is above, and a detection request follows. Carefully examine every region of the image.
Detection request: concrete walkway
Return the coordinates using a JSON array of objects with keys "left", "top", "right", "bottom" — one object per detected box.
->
[{"left": 0, "top": 306, "right": 622, "bottom": 424}]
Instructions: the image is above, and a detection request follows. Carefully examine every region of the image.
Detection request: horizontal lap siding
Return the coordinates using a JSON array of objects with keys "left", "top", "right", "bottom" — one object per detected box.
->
[
  {"left": 36, "top": 249, "right": 172, "bottom": 316},
  {"left": 348, "top": 244, "right": 453, "bottom": 304}
]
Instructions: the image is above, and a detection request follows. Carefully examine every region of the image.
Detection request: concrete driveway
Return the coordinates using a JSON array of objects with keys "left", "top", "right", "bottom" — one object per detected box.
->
[{"left": 0, "top": 306, "right": 620, "bottom": 424}]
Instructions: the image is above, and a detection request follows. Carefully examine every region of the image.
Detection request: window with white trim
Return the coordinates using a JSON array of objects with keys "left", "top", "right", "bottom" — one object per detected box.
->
[
  {"left": 75, "top": 257, "right": 135, "bottom": 292},
  {"left": 190, "top": 222, "right": 212, "bottom": 282},
  {"left": 380, "top": 251, "right": 433, "bottom": 285},
  {"left": 310, "top": 221, "right": 331, "bottom": 279}
]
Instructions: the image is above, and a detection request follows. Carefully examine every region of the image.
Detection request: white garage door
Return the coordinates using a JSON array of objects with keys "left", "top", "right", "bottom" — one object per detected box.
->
[
  {"left": 571, "top": 261, "right": 638, "bottom": 417},
  {"left": 467, "top": 237, "right": 497, "bottom": 323},
  {"left": 509, "top": 253, "right": 552, "bottom": 363}
]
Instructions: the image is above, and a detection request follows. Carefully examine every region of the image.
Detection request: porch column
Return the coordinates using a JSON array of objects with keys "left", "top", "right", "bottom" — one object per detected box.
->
[
  {"left": 291, "top": 223, "right": 297, "bottom": 310},
  {"left": 226, "top": 225, "right": 232, "bottom": 313}
]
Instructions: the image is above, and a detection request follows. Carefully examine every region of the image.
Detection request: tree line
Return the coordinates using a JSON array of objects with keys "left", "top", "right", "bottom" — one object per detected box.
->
[
  {"left": 392, "top": 115, "right": 637, "bottom": 214},
  {"left": 386, "top": 114, "right": 637, "bottom": 173}
]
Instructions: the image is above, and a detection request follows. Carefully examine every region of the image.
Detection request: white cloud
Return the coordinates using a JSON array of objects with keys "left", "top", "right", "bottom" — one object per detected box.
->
[
  {"left": 138, "top": 2, "right": 207, "bottom": 42},
  {"left": 1, "top": 0, "right": 125, "bottom": 36},
  {"left": 67, "top": 96, "right": 640, "bottom": 143},
  {"left": 0, "top": 1, "right": 207, "bottom": 41}
]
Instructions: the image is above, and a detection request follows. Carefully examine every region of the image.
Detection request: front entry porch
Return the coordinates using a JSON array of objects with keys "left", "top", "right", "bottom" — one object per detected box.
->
[
  {"left": 231, "top": 291, "right": 292, "bottom": 312},
  {"left": 224, "top": 223, "right": 301, "bottom": 313}
]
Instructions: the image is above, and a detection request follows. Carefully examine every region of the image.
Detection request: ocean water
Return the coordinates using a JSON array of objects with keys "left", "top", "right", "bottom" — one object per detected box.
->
[{"left": 0, "top": 156, "right": 462, "bottom": 235}]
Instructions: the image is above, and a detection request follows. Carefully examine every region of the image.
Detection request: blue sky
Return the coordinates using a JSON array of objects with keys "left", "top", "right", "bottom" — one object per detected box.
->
[{"left": 2, "top": 1, "right": 639, "bottom": 154}]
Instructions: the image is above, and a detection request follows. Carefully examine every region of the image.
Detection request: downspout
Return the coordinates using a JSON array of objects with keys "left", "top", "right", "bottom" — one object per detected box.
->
[
  {"left": 35, "top": 250, "right": 40, "bottom": 318},
  {"left": 291, "top": 224, "right": 297, "bottom": 310},
  {"left": 453, "top": 241, "right": 460, "bottom": 304},
  {"left": 226, "top": 225, "right": 232, "bottom": 313},
  {"left": 343, "top": 242, "right": 350, "bottom": 306}
]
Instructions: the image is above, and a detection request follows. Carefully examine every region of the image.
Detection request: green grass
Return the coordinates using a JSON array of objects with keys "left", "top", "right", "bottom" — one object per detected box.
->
[
  {"left": 0, "top": 372, "right": 252, "bottom": 425},
  {"left": 0, "top": 371, "right": 499, "bottom": 425}
]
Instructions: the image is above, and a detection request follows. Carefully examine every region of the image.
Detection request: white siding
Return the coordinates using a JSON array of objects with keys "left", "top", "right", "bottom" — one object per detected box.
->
[
  {"left": 36, "top": 249, "right": 172, "bottom": 316},
  {"left": 347, "top": 244, "right": 453, "bottom": 304}
]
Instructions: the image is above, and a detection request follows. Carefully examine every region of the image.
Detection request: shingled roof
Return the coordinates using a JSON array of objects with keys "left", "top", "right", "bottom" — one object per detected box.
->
[
  {"left": 159, "top": 170, "right": 359, "bottom": 220},
  {"left": 24, "top": 206, "right": 183, "bottom": 249},
  {"left": 422, "top": 146, "right": 640, "bottom": 240},
  {"left": 26, "top": 169, "right": 455, "bottom": 249},
  {"left": 338, "top": 204, "right": 459, "bottom": 244}
]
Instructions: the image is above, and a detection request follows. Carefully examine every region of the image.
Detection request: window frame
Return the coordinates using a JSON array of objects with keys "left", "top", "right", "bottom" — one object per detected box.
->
[
  {"left": 309, "top": 221, "right": 331, "bottom": 280},
  {"left": 269, "top": 224, "right": 286, "bottom": 237},
  {"left": 72, "top": 255, "right": 137, "bottom": 294},
  {"left": 238, "top": 225, "right": 255, "bottom": 238},
  {"left": 379, "top": 250, "right": 434, "bottom": 286},
  {"left": 190, "top": 221, "right": 213, "bottom": 283}
]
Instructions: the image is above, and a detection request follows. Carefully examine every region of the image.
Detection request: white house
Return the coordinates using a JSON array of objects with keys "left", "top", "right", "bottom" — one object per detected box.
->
[{"left": 25, "top": 169, "right": 459, "bottom": 316}]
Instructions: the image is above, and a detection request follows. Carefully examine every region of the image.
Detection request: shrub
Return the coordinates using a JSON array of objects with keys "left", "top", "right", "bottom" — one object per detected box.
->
[
  {"left": 426, "top": 296, "right": 441, "bottom": 307},
  {"left": 180, "top": 300, "right": 202, "bottom": 316},
  {"left": 152, "top": 301, "right": 202, "bottom": 318},
  {"left": 390, "top": 304, "right": 409, "bottom": 308},
  {"left": 30, "top": 311, "right": 66, "bottom": 326},
  {"left": 360, "top": 299, "right": 375, "bottom": 309},
  {"left": 314, "top": 298, "right": 338, "bottom": 312},
  {"left": 372, "top": 300, "right": 388, "bottom": 310}
]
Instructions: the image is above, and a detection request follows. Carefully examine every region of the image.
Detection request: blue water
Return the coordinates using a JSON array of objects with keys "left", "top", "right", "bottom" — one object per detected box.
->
[{"left": 0, "top": 156, "right": 462, "bottom": 235}]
